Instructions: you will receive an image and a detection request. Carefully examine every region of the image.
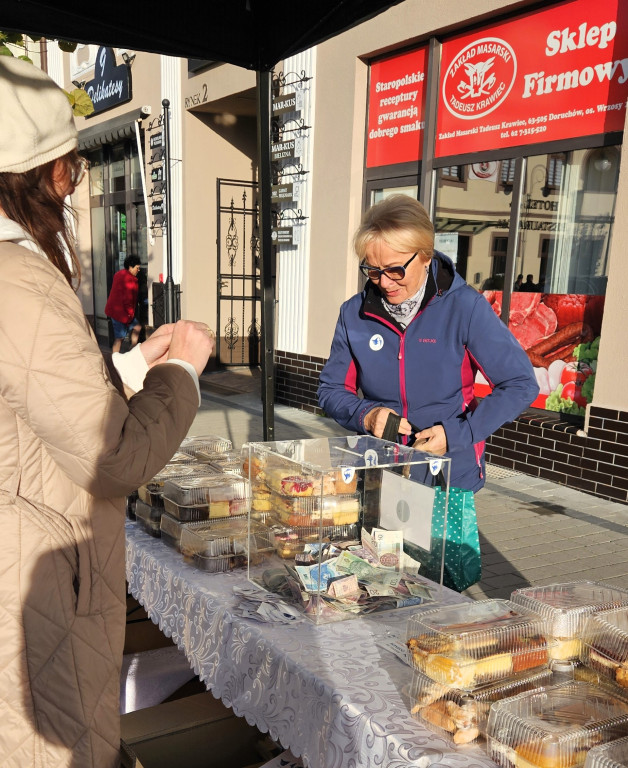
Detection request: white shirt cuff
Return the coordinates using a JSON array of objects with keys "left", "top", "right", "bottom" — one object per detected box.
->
[
  {"left": 165, "top": 359, "right": 201, "bottom": 405},
  {"left": 112, "top": 344, "right": 149, "bottom": 393}
]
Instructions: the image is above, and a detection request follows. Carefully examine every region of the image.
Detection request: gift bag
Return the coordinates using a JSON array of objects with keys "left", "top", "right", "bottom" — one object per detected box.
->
[{"left": 404, "top": 483, "right": 481, "bottom": 593}]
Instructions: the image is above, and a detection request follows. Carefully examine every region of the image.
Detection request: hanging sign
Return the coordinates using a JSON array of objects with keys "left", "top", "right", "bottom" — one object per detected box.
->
[
  {"left": 436, "top": 0, "right": 628, "bottom": 157},
  {"left": 366, "top": 46, "right": 429, "bottom": 168},
  {"left": 272, "top": 91, "right": 297, "bottom": 114},
  {"left": 85, "top": 47, "right": 131, "bottom": 116},
  {"left": 272, "top": 183, "right": 294, "bottom": 201},
  {"left": 151, "top": 200, "right": 164, "bottom": 216},
  {"left": 149, "top": 132, "right": 163, "bottom": 149},
  {"left": 271, "top": 227, "right": 293, "bottom": 245},
  {"left": 271, "top": 140, "right": 297, "bottom": 160}
]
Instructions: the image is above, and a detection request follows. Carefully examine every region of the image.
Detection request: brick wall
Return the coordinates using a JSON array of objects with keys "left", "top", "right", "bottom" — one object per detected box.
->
[
  {"left": 275, "top": 350, "right": 326, "bottom": 414},
  {"left": 275, "top": 350, "right": 628, "bottom": 505},
  {"left": 487, "top": 406, "right": 628, "bottom": 504}
]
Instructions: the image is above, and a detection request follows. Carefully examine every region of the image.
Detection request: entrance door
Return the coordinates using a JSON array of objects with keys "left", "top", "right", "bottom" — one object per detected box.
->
[{"left": 216, "top": 179, "right": 261, "bottom": 366}]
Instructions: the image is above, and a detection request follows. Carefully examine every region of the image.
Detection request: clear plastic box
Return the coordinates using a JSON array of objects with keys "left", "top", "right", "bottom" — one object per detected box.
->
[
  {"left": 406, "top": 599, "right": 554, "bottom": 689},
  {"left": 135, "top": 498, "right": 163, "bottom": 537},
  {"left": 585, "top": 733, "right": 628, "bottom": 768},
  {"left": 244, "top": 436, "right": 450, "bottom": 623},
  {"left": 409, "top": 666, "right": 554, "bottom": 744},
  {"left": 486, "top": 682, "right": 628, "bottom": 768},
  {"left": 207, "top": 451, "right": 245, "bottom": 475},
  {"left": 180, "top": 519, "right": 273, "bottom": 573},
  {"left": 137, "top": 464, "right": 210, "bottom": 507},
  {"left": 159, "top": 512, "right": 185, "bottom": 550},
  {"left": 268, "top": 520, "right": 359, "bottom": 559},
  {"left": 268, "top": 491, "right": 361, "bottom": 527},
  {"left": 511, "top": 582, "right": 628, "bottom": 660},
  {"left": 580, "top": 607, "right": 628, "bottom": 689},
  {"left": 161, "top": 474, "right": 250, "bottom": 519}
]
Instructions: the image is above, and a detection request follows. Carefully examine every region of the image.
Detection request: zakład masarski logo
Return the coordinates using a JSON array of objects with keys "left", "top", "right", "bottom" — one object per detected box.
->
[{"left": 443, "top": 37, "right": 517, "bottom": 120}]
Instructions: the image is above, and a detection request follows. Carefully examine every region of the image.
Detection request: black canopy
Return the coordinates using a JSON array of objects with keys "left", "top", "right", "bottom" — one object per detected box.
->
[
  {"left": 1, "top": 0, "right": 404, "bottom": 71},
  {"left": 3, "top": 0, "right": 404, "bottom": 438}
]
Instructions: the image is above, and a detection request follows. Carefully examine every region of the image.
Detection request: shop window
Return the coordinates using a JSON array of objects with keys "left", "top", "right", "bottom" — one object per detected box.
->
[
  {"left": 439, "top": 165, "right": 466, "bottom": 187},
  {"left": 499, "top": 159, "right": 516, "bottom": 194},
  {"left": 490, "top": 236, "right": 508, "bottom": 283}
]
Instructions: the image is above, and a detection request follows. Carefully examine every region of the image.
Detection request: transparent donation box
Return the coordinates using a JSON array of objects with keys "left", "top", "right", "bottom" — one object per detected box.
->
[{"left": 244, "top": 436, "right": 450, "bottom": 624}]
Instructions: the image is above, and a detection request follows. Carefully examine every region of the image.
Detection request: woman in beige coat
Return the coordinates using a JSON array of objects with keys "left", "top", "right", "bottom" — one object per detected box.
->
[{"left": 0, "top": 57, "right": 213, "bottom": 767}]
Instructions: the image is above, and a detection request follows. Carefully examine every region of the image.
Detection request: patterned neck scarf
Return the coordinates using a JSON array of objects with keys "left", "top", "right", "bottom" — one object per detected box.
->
[{"left": 381, "top": 266, "right": 430, "bottom": 328}]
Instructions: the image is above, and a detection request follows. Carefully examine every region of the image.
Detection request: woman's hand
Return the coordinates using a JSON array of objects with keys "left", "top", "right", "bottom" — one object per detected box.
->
[
  {"left": 167, "top": 320, "right": 215, "bottom": 377},
  {"left": 363, "top": 407, "right": 414, "bottom": 439},
  {"left": 413, "top": 424, "right": 448, "bottom": 455},
  {"left": 140, "top": 323, "right": 174, "bottom": 368}
]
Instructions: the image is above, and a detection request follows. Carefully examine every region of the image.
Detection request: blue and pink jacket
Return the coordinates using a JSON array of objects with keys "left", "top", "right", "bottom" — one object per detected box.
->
[{"left": 318, "top": 253, "right": 539, "bottom": 491}]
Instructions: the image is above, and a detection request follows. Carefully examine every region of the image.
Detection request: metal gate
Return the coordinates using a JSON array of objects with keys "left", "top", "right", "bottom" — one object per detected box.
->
[{"left": 217, "top": 179, "right": 261, "bottom": 366}]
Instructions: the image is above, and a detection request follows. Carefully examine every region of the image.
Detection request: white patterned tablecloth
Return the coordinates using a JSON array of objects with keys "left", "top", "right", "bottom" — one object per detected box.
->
[{"left": 125, "top": 522, "right": 498, "bottom": 768}]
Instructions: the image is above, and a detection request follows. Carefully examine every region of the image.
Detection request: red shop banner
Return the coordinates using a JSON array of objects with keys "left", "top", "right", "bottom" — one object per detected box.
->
[
  {"left": 436, "top": 0, "right": 628, "bottom": 157},
  {"left": 366, "top": 47, "right": 428, "bottom": 168}
]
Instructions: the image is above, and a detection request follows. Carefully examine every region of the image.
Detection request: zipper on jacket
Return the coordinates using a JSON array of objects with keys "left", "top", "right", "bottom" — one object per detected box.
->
[{"left": 398, "top": 334, "right": 409, "bottom": 440}]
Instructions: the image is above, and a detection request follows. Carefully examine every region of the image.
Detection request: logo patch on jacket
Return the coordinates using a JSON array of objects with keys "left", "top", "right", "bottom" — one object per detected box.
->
[{"left": 369, "top": 334, "right": 384, "bottom": 351}]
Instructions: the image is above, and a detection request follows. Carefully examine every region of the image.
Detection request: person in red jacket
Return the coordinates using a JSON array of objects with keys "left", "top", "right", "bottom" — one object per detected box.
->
[{"left": 105, "top": 254, "right": 143, "bottom": 353}]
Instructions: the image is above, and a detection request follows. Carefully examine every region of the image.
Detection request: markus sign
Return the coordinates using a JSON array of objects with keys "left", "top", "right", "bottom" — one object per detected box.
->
[{"left": 436, "top": 0, "right": 628, "bottom": 156}]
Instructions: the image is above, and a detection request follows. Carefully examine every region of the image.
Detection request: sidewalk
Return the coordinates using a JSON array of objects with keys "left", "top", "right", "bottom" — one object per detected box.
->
[{"left": 195, "top": 367, "right": 628, "bottom": 598}]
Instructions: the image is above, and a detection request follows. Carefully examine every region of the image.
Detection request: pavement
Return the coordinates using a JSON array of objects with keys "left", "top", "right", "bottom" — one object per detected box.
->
[{"left": 195, "top": 366, "right": 628, "bottom": 599}]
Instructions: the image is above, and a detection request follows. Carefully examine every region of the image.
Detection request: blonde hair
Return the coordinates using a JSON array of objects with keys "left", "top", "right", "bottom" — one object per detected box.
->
[{"left": 353, "top": 194, "right": 434, "bottom": 260}]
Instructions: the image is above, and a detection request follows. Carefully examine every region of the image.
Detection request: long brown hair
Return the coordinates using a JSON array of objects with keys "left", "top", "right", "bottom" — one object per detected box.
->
[{"left": 0, "top": 149, "right": 83, "bottom": 287}]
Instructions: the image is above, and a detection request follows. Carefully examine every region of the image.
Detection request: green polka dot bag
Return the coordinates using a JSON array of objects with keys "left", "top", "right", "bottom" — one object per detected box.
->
[{"left": 404, "top": 482, "right": 481, "bottom": 593}]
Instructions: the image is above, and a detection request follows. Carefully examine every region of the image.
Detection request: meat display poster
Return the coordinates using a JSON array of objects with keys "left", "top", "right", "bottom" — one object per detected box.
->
[
  {"left": 436, "top": 0, "right": 628, "bottom": 157},
  {"left": 366, "top": 47, "right": 428, "bottom": 168},
  {"left": 477, "top": 292, "right": 604, "bottom": 415}
]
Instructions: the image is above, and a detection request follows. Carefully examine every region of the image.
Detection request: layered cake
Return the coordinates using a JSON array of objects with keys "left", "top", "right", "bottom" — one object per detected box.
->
[{"left": 581, "top": 607, "right": 628, "bottom": 689}]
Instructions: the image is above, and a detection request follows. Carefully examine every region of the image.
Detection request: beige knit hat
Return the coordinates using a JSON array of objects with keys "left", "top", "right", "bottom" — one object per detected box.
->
[{"left": 0, "top": 56, "right": 78, "bottom": 174}]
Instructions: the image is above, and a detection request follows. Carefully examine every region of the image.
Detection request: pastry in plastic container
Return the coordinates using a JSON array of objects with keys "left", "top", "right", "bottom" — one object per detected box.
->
[
  {"left": 580, "top": 607, "right": 628, "bottom": 689},
  {"left": 162, "top": 475, "right": 250, "bottom": 521},
  {"left": 179, "top": 519, "right": 273, "bottom": 573},
  {"left": 511, "top": 582, "right": 628, "bottom": 661},
  {"left": 135, "top": 498, "right": 163, "bottom": 537},
  {"left": 159, "top": 512, "right": 185, "bottom": 550},
  {"left": 486, "top": 681, "right": 628, "bottom": 768},
  {"left": 584, "top": 733, "right": 628, "bottom": 768},
  {"left": 406, "top": 599, "right": 553, "bottom": 689},
  {"left": 269, "top": 491, "right": 360, "bottom": 526},
  {"left": 179, "top": 435, "right": 233, "bottom": 460},
  {"left": 410, "top": 666, "right": 554, "bottom": 744},
  {"left": 270, "top": 524, "right": 304, "bottom": 559}
]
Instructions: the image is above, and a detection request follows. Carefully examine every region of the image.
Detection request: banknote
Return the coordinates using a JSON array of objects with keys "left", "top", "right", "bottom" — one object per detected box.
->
[
  {"left": 295, "top": 557, "right": 340, "bottom": 592},
  {"left": 372, "top": 527, "right": 403, "bottom": 570},
  {"left": 327, "top": 573, "right": 359, "bottom": 598},
  {"left": 335, "top": 550, "right": 380, "bottom": 580}
]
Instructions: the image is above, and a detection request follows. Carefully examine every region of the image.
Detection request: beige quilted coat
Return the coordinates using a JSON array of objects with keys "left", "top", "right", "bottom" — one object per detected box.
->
[{"left": 0, "top": 241, "right": 199, "bottom": 767}]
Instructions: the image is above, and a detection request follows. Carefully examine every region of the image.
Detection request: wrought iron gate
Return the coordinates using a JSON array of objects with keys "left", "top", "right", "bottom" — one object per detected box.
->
[{"left": 217, "top": 179, "right": 261, "bottom": 366}]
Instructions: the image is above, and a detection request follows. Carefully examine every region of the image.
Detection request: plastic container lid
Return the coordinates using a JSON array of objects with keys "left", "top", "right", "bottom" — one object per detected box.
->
[
  {"left": 511, "top": 582, "right": 628, "bottom": 640},
  {"left": 487, "top": 682, "right": 628, "bottom": 768},
  {"left": 162, "top": 475, "right": 250, "bottom": 506},
  {"left": 585, "top": 733, "right": 628, "bottom": 768},
  {"left": 409, "top": 666, "right": 554, "bottom": 744},
  {"left": 179, "top": 519, "right": 272, "bottom": 560},
  {"left": 406, "top": 599, "right": 553, "bottom": 689},
  {"left": 179, "top": 435, "right": 233, "bottom": 458},
  {"left": 208, "top": 452, "right": 244, "bottom": 475},
  {"left": 135, "top": 498, "right": 163, "bottom": 523},
  {"left": 580, "top": 607, "right": 628, "bottom": 688}
]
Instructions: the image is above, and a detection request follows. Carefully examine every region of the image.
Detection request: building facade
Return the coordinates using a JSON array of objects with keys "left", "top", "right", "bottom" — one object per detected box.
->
[{"left": 57, "top": 0, "right": 628, "bottom": 502}]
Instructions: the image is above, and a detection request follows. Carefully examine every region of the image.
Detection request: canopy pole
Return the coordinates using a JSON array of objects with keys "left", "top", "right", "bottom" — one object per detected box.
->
[
  {"left": 162, "top": 98, "right": 176, "bottom": 323},
  {"left": 256, "top": 70, "right": 275, "bottom": 440}
]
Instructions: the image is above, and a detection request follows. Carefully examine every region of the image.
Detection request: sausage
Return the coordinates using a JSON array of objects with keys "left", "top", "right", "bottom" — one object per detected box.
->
[{"left": 527, "top": 322, "right": 593, "bottom": 369}]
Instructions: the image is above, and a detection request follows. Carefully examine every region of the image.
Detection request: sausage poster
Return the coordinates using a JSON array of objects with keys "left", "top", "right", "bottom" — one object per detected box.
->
[
  {"left": 477, "top": 291, "right": 604, "bottom": 415},
  {"left": 436, "top": 0, "right": 628, "bottom": 157}
]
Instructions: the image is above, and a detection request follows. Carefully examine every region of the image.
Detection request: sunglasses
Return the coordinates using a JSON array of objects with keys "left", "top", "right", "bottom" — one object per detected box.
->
[{"left": 359, "top": 250, "right": 431, "bottom": 282}]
